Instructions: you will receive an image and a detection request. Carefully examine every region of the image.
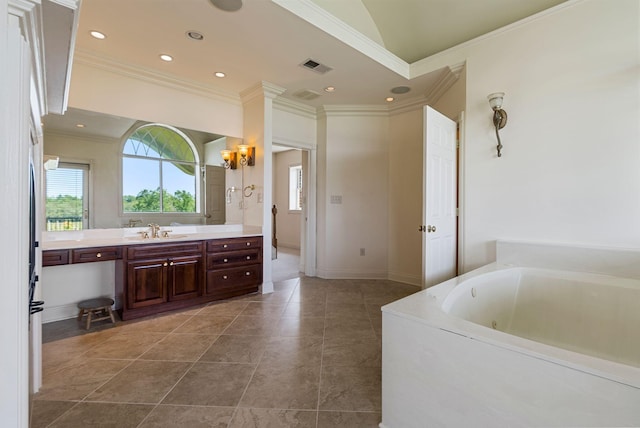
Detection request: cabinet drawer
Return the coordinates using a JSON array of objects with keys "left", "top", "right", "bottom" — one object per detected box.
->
[
  {"left": 42, "top": 250, "right": 70, "bottom": 266},
  {"left": 206, "top": 249, "right": 261, "bottom": 269},
  {"left": 207, "top": 237, "right": 262, "bottom": 253},
  {"left": 127, "top": 241, "right": 203, "bottom": 259},
  {"left": 206, "top": 265, "right": 262, "bottom": 294},
  {"left": 72, "top": 246, "right": 122, "bottom": 263}
]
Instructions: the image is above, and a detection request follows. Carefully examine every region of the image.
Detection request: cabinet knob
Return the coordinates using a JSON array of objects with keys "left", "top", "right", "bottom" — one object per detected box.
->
[
  {"left": 223, "top": 244, "right": 228, "bottom": 248},
  {"left": 245, "top": 271, "right": 251, "bottom": 276},
  {"left": 246, "top": 256, "right": 251, "bottom": 260},
  {"left": 96, "top": 252, "right": 102, "bottom": 258},
  {"left": 169, "top": 261, "right": 174, "bottom": 266},
  {"left": 246, "top": 242, "right": 251, "bottom": 246},
  {"left": 222, "top": 275, "right": 228, "bottom": 280},
  {"left": 163, "top": 262, "right": 168, "bottom": 267},
  {"left": 223, "top": 258, "right": 228, "bottom": 263}
]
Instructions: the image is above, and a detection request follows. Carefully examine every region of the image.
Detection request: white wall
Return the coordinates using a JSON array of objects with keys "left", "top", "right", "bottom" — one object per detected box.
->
[
  {"left": 273, "top": 149, "right": 302, "bottom": 249},
  {"left": 317, "top": 109, "right": 390, "bottom": 278},
  {"left": 457, "top": 0, "right": 640, "bottom": 270}
]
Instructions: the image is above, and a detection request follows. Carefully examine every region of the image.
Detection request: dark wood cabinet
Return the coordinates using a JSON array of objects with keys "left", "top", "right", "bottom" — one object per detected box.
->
[
  {"left": 45, "top": 235, "right": 262, "bottom": 320},
  {"left": 119, "top": 242, "right": 204, "bottom": 319},
  {"left": 205, "top": 237, "right": 262, "bottom": 300}
]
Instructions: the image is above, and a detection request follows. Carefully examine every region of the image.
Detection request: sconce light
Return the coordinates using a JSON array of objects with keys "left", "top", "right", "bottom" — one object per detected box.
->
[
  {"left": 237, "top": 144, "right": 255, "bottom": 167},
  {"left": 487, "top": 92, "right": 508, "bottom": 157},
  {"left": 220, "top": 149, "right": 237, "bottom": 169}
]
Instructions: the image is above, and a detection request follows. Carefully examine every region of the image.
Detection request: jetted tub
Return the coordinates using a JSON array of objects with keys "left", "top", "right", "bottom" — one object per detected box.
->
[{"left": 381, "top": 241, "right": 640, "bottom": 428}]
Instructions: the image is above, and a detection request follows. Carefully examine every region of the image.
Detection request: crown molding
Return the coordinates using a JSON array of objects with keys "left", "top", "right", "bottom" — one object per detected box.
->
[
  {"left": 271, "top": 0, "right": 410, "bottom": 78},
  {"left": 423, "top": 66, "right": 461, "bottom": 106},
  {"left": 44, "top": 129, "right": 115, "bottom": 145},
  {"left": 272, "top": 135, "right": 316, "bottom": 151},
  {"left": 318, "top": 105, "right": 389, "bottom": 118},
  {"left": 240, "top": 81, "right": 287, "bottom": 104},
  {"left": 273, "top": 97, "right": 317, "bottom": 120},
  {"left": 74, "top": 49, "right": 242, "bottom": 106}
]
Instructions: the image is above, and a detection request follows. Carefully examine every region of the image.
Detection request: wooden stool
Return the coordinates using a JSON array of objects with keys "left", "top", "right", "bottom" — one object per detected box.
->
[{"left": 77, "top": 297, "right": 116, "bottom": 330}]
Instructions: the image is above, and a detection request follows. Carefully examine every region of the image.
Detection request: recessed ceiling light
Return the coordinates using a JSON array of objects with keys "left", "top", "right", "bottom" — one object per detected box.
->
[
  {"left": 75, "top": 123, "right": 85, "bottom": 128},
  {"left": 324, "top": 86, "right": 335, "bottom": 92},
  {"left": 214, "top": 71, "right": 226, "bottom": 78},
  {"left": 209, "top": 0, "right": 243, "bottom": 12},
  {"left": 186, "top": 31, "right": 204, "bottom": 41},
  {"left": 159, "top": 54, "right": 173, "bottom": 62},
  {"left": 89, "top": 30, "right": 106, "bottom": 40},
  {"left": 386, "top": 97, "right": 395, "bottom": 102}
]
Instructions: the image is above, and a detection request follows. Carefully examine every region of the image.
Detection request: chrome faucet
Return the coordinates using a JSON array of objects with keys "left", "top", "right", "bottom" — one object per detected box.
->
[{"left": 148, "top": 223, "right": 161, "bottom": 238}]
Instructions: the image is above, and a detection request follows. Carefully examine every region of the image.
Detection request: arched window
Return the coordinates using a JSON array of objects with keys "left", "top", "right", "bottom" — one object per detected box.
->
[{"left": 122, "top": 124, "right": 199, "bottom": 213}]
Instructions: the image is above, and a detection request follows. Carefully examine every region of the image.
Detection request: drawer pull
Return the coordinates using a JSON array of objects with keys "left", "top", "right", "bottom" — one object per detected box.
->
[
  {"left": 223, "top": 275, "right": 228, "bottom": 280},
  {"left": 245, "top": 271, "right": 251, "bottom": 276},
  {"left": 96, "top": 252, "right": 102, "bottom": 258},
  {"left": 163, "top": 262, "right": 168, "bottom": 267},
  {"left": 246, "top": 256, "right": 251, "bottom": 260},
  {"left": 169, "top": 261, "right": 174, "bottom": 266},
  {"left": 246, "top": 242, "right": 251, "bottom": 246},
  {"left": 223, "top": 244, "right": 228, "bottom": 248},
  {"left": 223, "top": 258, "right": 228, "bottom": 263}
]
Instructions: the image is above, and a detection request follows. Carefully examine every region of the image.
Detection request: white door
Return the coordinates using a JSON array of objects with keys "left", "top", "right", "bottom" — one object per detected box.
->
[
  {"left": 205, "top": 165, "right": 225, "bottom": 224},
  {"left": 422, "top": 106, "right": 457, "bottom": 288}
]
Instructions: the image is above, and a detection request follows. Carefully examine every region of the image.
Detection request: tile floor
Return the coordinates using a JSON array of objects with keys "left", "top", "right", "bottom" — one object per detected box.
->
[{"left": 32, "top": 276, "right": 419, "bottom": 427}]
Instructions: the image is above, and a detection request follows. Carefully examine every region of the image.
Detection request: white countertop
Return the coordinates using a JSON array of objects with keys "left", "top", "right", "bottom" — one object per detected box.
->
[{"left": 41, "top": 224, "right": 262, "bottom": 250}]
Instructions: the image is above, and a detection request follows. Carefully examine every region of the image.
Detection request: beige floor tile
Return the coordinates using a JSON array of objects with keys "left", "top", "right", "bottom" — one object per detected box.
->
[
  {"left": 173, "top": 315, "right": 235, "bottom": 335},
  {"left": 86, "top": 360, "right": 191, "bottom": 404},
  {"left": 324, "top": 302, "right": 369, "bottom": 319},
  {"left": 86, "top": 332, "right": 168, "bottom": 359},
  {"left": 198, "top": 300, "right": 249, "bottom": 317},
  {"left": 323, "top": 317, "right": 376, "bottom": 340},
  {"left": 37, "top": 358, "right": 131, "bottom": 401},
  {"left": 118, "top": 313, "right": 193, "bottom": 333},
  {"left": 317, "top": 411, "right": 381, "bottom": 428},
  {"left": 282, "top": 301, "right": 326, "bottom": 318},
  {"left": 273, "top": 277, "right": 300, "bottom": 291},
  {"left": 138, "top": 405, "right": 235, "bottom": 427},
  {"left": 240, "top": 301, "right": 287, "bottom": 317},
  {"left": 223, "top": 315, "right": 280, "bottom": 336},
  {"left": 229, "top": 407, "right": 317, "bottom": 428},
  {"left": 322, "top": 337, "right": 381, "bottom": 367},
  {"left": 199, "top": 335, "right": 269, "bottom": 364},
  {"left": 239, "top": 363, "right": 320, "bottom": 410},
  {"left": 240, "top": 290, "right": 293, "bottom": 304},
  {"left": 140, "top": 333, "right": 218, "bottom": 361},
  {"left": 319, "top": 366, "right": 381, "bottom": 411},
  {"left": 162, "top": 362, "right": 255, "bottom": 406},
  {"left": 276, "top": 316, "right": 325, "bottom": 337},
  {"left": 29, "top": 400, "right": 75, "bottom": 428},
  {"left": 260, "top": 336, "right": 323, "bottom": 368},
  {"left": 49, "top": 402, "right": 153, "bottom": 428}
]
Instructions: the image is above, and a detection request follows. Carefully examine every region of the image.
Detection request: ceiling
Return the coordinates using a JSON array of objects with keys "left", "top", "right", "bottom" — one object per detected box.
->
[{"left": 46, "top": 0, "right": 566, "bottom": 135}]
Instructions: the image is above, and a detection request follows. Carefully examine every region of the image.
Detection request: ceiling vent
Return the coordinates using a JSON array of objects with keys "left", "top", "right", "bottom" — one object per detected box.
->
[
  {"left": 300, "top": 58, "right": 333, "bottom": 74},
  {"left": 293, "top": 89, "right": 321, "bottom": 100}
]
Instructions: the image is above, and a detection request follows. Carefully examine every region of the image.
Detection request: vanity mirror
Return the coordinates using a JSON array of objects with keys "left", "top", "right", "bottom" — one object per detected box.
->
[{"left": 42, "top": 108, "right": 236, "bottom": 230}]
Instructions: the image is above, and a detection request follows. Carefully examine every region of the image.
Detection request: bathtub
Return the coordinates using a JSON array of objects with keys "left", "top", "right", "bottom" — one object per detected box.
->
[{"left": 381, "top": 241, "right": 640, "bottom": 428}]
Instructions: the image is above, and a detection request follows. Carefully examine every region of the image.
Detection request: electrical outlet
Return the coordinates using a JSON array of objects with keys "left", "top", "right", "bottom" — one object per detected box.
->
[{"left": 360, "top": 248, "right": 365, "bottom": 256}]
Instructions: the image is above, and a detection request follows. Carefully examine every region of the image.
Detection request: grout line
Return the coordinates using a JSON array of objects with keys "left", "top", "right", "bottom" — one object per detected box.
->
[{"left": 315, "top": 284, "right": 329, "bottom": 428}]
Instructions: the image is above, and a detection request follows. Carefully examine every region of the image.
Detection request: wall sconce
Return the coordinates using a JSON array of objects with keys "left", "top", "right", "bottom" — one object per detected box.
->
[
  {"left": 220, "top": 149, "right": 237, "bottom": 169},
  {"left": 237, "top": 144, "right": 255, "bottom": 167},
  {"left": 487, "top": 92, "right": 507, "bottom": 157}
]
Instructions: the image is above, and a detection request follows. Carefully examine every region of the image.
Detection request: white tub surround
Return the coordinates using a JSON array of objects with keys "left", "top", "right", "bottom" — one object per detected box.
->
[{"left": 381, "top": 241, "right": 640, "bottom": 428}]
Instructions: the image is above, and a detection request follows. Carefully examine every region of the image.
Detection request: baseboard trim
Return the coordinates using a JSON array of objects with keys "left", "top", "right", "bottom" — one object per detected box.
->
[
  {"left": 388, "top": 271, "right": 422, "bottom": 287},
  {"left": 42, "top": 303, "right": 79, "bottom": 323},
  {"left": 315, "top": 268, "right": 387, "bottom": 280}
]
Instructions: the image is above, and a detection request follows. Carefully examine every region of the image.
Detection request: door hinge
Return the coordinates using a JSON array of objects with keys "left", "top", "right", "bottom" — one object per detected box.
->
[{"left": 456, "top": 208, "right": 459, "bottom": 217}]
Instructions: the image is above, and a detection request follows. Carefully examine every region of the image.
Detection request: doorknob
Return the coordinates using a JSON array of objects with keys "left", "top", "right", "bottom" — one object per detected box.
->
[
  {"left": 418, "top": 225, "right": 424, "bottom": 232},
  {"left": 427, "top": 225, "right": 437, "bottom": 233}
]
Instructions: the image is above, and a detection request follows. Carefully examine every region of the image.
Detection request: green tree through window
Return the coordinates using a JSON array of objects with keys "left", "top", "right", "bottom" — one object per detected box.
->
[{"left": 122, "top": 124, "right": 198, "bottom": 213}]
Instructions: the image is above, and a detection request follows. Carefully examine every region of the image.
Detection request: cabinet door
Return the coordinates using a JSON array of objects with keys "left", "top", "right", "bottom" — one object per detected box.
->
[
  {"left": 168, "top": 255, "right": 202, "bottom": 301},
  {"left": 127, "top": 258, "right": 168, "bottom": 309}
]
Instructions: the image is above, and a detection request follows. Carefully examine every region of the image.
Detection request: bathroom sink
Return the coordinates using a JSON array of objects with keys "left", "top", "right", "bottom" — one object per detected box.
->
[{"left": 125, "top": 234, "right": 190, "bottom": 241}]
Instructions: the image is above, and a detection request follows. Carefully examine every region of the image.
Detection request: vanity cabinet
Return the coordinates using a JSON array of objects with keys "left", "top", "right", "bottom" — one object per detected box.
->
[
  {"left": 205, "top": 236, "right": 263, "bottom": 299},
  {"left": 119, "top": 241, "right": 204, "bottom": 319}
]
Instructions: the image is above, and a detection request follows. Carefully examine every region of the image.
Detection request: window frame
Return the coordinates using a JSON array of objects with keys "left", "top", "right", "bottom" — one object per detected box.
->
[
  {"left": 288, "top": 163, "right": 303, "bottom": 213},
  {"left": 45, "top": 160, "right": 91, "bottom": 231},
  {"left": 119, "top": 123, "right": 201, "bottom": 217}
]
